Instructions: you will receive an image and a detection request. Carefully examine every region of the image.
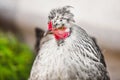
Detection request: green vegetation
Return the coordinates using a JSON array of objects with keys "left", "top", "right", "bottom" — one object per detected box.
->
[{"left": 0, "top": 32, "right": 35, "bottom": 80}]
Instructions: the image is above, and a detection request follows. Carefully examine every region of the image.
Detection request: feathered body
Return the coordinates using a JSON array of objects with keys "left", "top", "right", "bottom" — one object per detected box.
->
[{"left": 29, "top": 6, "right": 110, "bottom": 80}]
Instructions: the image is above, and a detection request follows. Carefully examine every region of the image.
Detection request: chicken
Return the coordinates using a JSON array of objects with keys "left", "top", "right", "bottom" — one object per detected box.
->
[{"left": 29, "top": 6, "right": 110, "bottom": 80}]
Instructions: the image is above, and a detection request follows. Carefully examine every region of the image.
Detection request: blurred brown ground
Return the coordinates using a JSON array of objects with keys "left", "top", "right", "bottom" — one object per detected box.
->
[{"left": 103, "top": 48, "right": 120, "bottom": 80}]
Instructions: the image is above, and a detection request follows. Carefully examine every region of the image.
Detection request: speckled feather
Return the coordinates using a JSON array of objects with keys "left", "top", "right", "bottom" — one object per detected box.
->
[{"left": 29, "top": 6, "right": 110, "bottom": 80}]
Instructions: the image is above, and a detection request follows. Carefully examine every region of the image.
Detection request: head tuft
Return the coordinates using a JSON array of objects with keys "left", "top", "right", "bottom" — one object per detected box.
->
[{"left": 48, "top": 6, "right": 75, "bottom": 27}]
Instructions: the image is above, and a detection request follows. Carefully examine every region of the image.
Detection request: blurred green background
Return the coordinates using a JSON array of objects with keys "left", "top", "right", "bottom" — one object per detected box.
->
[{"left": 0, "top": 31, "right": 35, "bottom": 80}]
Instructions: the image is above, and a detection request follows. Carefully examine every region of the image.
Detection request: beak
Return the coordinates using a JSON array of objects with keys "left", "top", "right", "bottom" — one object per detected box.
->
[{"left": 44, "top": 30, "right": 53, "bottom": 36}]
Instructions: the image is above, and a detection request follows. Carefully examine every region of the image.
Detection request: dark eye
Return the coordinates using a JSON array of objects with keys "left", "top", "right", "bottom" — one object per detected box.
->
[{"left": 60, "top": 20, "right": 62, "bottom": 21}]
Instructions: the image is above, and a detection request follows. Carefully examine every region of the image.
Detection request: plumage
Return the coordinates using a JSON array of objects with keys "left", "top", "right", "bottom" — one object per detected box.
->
[{"left": 29, "top": 6, "right": 110, "bottom": 80}]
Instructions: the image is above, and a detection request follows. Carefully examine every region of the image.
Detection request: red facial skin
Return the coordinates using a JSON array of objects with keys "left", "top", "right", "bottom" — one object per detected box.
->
[
  {"left": 48, "top": 21, "right": 70, "bottom": 40},
  {"left": 48, "top": 21, "right": 52, "bottom": 31}
]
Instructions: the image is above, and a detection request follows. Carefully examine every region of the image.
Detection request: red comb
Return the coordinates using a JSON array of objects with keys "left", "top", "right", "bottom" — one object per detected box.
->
[{"left": 48, "top": 21, "right": 52, "bottom": 30}]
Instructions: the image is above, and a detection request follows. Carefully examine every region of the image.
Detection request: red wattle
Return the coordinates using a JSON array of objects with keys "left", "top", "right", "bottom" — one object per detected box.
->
[{"left": 53, "top": 30, "right": 70, "bottom": 40}]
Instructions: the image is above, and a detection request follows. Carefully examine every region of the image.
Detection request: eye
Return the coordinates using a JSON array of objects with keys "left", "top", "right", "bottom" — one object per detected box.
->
[
  {"left": 50, "top": 16, "right": 54, "bottom": 19},
  {"left": 60, "top": 19, "right": 62, "bottom": 21}
]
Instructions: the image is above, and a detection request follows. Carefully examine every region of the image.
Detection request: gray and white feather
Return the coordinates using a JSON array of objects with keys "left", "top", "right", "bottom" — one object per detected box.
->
[{"left": 29, "top": 6, "right": 110, "bottom": 80}]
